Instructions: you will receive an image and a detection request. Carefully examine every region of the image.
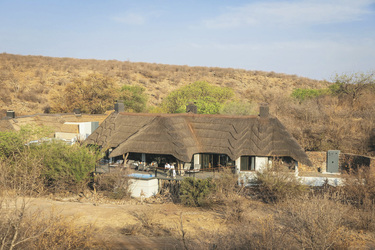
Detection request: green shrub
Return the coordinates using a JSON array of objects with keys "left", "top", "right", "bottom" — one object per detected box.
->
[
  {"left": 180, "top": 178, "right": 216, "bottom": 207},
  {"left": 0, "top": 125, "right": 52, "bottom": 159},
  {"left": 161, "top": 81, "right": 234, "bottom": 114},
  {"left": 292, "top": 72, "right": 375, "bottom": 102},
  {"left": 0, "top": 125, "right": 101, "bottom": 193},
  {"left": 31, "top": 141, "right": 101, "bottom": 189},
  {"left": 119, "top": 85, "right": 148, "bottom": 112},
  {"left": 291, "top": 88, "right": 329, "bottom": 101},
  {"left": 0, "top": 131, "right": 24, "bottom": 158}
]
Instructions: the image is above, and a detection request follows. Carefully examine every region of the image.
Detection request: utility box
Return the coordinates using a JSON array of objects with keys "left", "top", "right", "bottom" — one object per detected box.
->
[{"left": 327, "top": 150, "right": 340, "bottom": 173}]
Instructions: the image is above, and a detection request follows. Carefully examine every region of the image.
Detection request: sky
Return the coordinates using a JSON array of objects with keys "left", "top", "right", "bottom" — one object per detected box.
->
[{"left": 0, "top": 0, "right": 374, "bottom": 80}]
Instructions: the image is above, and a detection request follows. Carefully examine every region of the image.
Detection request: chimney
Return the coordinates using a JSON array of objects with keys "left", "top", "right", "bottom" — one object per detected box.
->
[
  {"left": 186, "top": 103, "right": 197, "bottom": 114},
  {"left": 259, "top": 103, "right": 269, "bottom": 118},
  {"left": 114, "top": 100, "right": 124, "bottom": 113},
  {"left": 73, "top": 108, "right": 81, "bottom": 114},
  {"left": 6, "top": 110, "right": 15, "bottom": 119}
]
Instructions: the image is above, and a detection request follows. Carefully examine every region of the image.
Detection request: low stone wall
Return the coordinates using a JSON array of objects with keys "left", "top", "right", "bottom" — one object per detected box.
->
[
  {"left": 340, "top": 153, "right": 374, "bottom": 172},
  {"left": 299, "top": 151, "right": 326, "bottom": 172}
]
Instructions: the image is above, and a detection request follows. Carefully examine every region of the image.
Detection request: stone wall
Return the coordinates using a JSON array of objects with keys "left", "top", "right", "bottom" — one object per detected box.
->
[
  {"left": 299, "top": 151, "right": 326, "bottom": 172},
  {"left": 340, "top": 153, "right": 374, "bottom": 173}
]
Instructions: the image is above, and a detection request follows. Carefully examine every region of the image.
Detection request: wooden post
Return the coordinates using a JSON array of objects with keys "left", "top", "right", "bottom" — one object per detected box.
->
[{"left": 123, "top": 152, "right": 129, "bottom": 164}]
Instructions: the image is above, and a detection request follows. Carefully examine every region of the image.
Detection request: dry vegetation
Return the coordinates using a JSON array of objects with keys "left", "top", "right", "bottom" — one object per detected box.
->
[
  {"left": 2, "top": 53, "right": 375, "bottom": 248},
  {"left": 1, "top": 53, "right": 374, "bottom": 156},
  {"left": 1, "top": 156, "right": 375, "bottom": 249},
  {"left": 0, "top": 53, "right": 327, "bottom": 115}
]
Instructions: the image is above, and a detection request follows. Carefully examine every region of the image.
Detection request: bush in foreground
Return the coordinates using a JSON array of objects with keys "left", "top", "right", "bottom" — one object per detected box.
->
[
  {"left": 180, "top": 178, "right": 216, "bottom": 207},
  {"left": 31, "top": 141, "right": 101, "bottom": 192},
  {"left": 254, "top": 165, "right": 307, "bottom": 203}
]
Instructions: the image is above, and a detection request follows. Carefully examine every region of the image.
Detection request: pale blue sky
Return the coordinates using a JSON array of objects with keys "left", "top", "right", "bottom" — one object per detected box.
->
[{"left": 1, "top": 0, "right": 374, "bottom": 80}]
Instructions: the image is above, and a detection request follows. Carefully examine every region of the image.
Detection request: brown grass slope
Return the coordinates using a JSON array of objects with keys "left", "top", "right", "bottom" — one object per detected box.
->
[
  {"left": 0, "top": 53, "right": 328, "bottom": 117},
  {"left": 3, "top": 53, "right": 374, "bottom": 157}
]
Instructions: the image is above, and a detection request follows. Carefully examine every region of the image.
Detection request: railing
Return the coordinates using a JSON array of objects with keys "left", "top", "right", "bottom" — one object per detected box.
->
[{"left": 95, "top": 161, "right": 236, "bottom": 179}]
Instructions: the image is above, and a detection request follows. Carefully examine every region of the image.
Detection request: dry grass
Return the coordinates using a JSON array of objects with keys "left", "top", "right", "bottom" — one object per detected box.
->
[
  {"left": 179, "top": 193, "right": 374, "bottom": 250},
  {"left": 339, "top": 167, "right": 375, "bottom": 231},
  {"left": 0, "top": 196, "right": 105, "bottom": 250},
  {"left": 0, "top": 53, "right": 327, "bottom": 116},
  {"left": 175, "top": 167, "right": 375, "bottom": 249},
  {"left": 0, "top": 153, "right": 44, "bottom": 196},
  {"left": 0, "top": 153, "right": 106, "bottom": 249},
  {"left": 2, "top": 53, "right": 374, "bottom": 156},
  {"left": 278, "top": 194, "right": 348, "bottom": 249},
  {"left": 121, "top": 211, "right": 172, "bottom": 237}
]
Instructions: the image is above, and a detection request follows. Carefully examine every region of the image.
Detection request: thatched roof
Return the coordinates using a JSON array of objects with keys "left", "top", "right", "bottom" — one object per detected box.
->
[{"left": 86, "top": 112, "right": 312, "bottom": 166}]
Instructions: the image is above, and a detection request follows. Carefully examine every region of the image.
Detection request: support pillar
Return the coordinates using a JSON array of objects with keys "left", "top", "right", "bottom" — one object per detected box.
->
[{"left": 235, "top": 157, "right": 241, "bottom": 174}]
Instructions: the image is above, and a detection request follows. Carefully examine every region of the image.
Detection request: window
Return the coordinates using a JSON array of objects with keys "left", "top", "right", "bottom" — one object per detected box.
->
[
  {"left": 240, "top": 156, "right": 256, "bottom": 171},
  {"left": 199, "top": 153, "right": 235, "bottom": 169}
]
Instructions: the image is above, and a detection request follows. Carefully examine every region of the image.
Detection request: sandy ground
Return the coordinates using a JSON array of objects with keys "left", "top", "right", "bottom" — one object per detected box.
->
[
  {"left": 24, "top": 195, "right": 242, "bottom": 249},
  {"left": 7, "top": 194, "right": 375, "bottom": 249}
]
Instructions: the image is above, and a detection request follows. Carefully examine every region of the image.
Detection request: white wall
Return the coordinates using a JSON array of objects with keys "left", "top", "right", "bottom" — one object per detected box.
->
[
  {"left": 129, "top": 178, "right": 159, "bottom": 198},
  {"left": 64, "top": 122, "right": 97, "bottom": 141},
  {"left": 193, "top": 154, "right": 200, "bottom": 167},
  {"left": 235, "top": 157, "right": 241, "bottom": 174},
  {"left": 299, "top": 176, "right": 343, "bottom": 187},
  {"left": 255, "top": 157, "right": 269, "bottom": 172},
  {"left": 78, "top": 122, "right": 93, "bottom": 140}
]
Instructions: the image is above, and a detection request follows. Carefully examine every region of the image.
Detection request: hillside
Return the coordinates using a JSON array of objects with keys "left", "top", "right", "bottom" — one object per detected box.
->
[
  {"left": 0, "top": 53, "right": 328, "bottom": 116},
  {"left": 1, "top": 53, "right": 374, "bottom": 156}
]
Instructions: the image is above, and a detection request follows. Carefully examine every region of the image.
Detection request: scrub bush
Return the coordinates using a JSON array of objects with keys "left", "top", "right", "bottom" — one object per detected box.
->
[
  {"left": 339, "top": 168, "right": 375, "bottom": 231},
  {"left": 254, "top": 165, "right": 307, "bottom": 203},
  {"left": 0, "top": 125, "right": 101, "bottom": 194},
  {"left": 180, "top": 178, "right": 216, "bottom": 207},
  {"left": 161, "top": 81, "right": 234, "bottom": 114},
  {"left": 119, "top": 85, "right": 148, "bottom": 112},
  {"left": 30, "top": 141, "right": 101, "bottom": 191},
  {"left": 50, "top": 73, "right": 119, "bottom": 114},
  {"left": 291, "top": 88, "right": 329, "bottom": 101},
  {"left": 0, "top": 131, "right": 24, "bottom": 158},
  {"left": 279, "top": 194, "right": 349, "bottom": 250}
]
